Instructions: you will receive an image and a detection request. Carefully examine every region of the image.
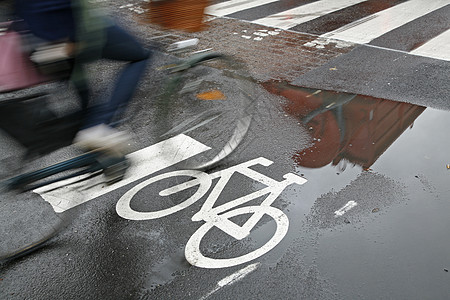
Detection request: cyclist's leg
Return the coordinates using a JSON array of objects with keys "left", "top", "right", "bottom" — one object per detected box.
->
[
  {"left": 74, "top": 24, "right": 151, "bottom": 175},
  {"left": 85, "top": 24, "right": 152, "bottom": 127}
]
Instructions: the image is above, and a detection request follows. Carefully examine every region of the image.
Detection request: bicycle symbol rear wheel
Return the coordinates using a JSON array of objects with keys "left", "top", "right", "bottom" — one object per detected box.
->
[
  {"left": 116, "top": 169, "right": 211, "bottom": 220},
  {"left": 156, "top": 53, "right": 255, "bottom": 170}
]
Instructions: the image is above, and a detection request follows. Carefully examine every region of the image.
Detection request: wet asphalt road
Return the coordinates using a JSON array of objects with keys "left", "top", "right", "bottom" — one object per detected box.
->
[{"left": 1, "top": 1, "right": 450, "bottom": 299}]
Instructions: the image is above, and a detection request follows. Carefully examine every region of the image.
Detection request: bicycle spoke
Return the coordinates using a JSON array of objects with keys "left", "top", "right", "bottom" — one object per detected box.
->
[
  {"left": 160, "top": 110, "right": 213, "bottom": 137},
  {"left": 180, "top": 114, "right": 221, "bottom": 135}
]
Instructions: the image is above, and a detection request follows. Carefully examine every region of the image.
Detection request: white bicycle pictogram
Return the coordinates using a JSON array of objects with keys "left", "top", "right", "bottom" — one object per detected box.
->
[{"left": 116, "top": 157, "right": 307, "bottom": 269}]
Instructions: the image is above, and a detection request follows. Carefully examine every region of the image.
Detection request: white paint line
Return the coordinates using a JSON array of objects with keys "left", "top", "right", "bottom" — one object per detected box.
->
[
  {"left": 410, "top": 28, "right": 450, "bottom": 61},
  {"left": 334, "top": 200, "right": 358, "bottom": 217},
  {"left": 320, "top": 0, "right": 450, "bottom": 44},
  {"left": 34, "top": 134, "right": 210, "bottom": 212},
  {"left": 253, "top": 0, "right": 367, "bottom": 30},
  {"left": 206, "top": 0, "right": 279, "bottom": 17},
  {"left": 199, "top": 263, "right": 260, "bottom": 300},
  {"left": 218, "top": 262, "right": 260, "bottom": 286},
  {"left": 303, "top": 37, "right": 354, "bottom": 49}
]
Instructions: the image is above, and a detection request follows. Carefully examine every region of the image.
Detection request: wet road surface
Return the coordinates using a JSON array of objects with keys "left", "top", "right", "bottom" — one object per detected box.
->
[
  {"left": 1, "top": 1, "right": 450, "bottom": 299},
  {"left": 2, "top": 81, "right": 449, "bottom": 299}
]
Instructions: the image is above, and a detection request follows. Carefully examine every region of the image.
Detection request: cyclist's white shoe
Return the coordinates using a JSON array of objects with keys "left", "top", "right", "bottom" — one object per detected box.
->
[{"left": 74, "top": 124, "right": 130, "bottom": 156}]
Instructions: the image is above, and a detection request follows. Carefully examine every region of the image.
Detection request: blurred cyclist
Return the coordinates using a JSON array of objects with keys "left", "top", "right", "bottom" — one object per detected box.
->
[{"left": 13, "top": 0, "right": 151, "bottom": 157}]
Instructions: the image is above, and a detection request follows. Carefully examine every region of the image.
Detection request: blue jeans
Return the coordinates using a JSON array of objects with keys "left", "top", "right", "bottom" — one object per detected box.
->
[{"left": 78, "top": 24, "right": 151, "bottom": 128}]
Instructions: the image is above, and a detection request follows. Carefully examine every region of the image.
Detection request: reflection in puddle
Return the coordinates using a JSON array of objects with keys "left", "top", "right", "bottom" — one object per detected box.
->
[
  {"left": 263, "top": 81, "right": 426, "bottom": 171},
  {"left": 255, "top": 81, "right": 435, "bottom": 265},
  {"left": 261, "top": 80, "right": 450, "bottom": 231},
  {"left": 257, "top": 82, "right": 450, "bottom": 297}
]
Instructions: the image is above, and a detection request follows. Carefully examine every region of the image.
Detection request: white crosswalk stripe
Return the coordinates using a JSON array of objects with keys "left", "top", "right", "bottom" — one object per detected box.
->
[
  {"left": 206, "top": 0, "right": 450, "bottom": 61},
  {"left": 410, "top": 28, "right": 450, "bottom": 61},
  {"left": 320, "top": 0, "right": 449, "bottom": 44},
  {"left": 252, "top": 0, "right": 368, "bottom": 30},
  {"left": 206, "top": 0, "right": 279, "bottom": 17}
]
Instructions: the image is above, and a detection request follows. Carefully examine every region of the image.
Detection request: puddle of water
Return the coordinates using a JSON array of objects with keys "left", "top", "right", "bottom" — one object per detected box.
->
[
  {"left": 263, "top": 81, "right": 426, "bottom": 172},
  {"left": 258, "top": 81, "right": 450, "bottom": 266},
  {"left": 263, "top": 80, "right": 449, "bottom": 192}
]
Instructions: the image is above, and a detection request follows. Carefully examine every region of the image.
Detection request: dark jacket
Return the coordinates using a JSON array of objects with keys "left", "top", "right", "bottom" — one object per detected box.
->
[{"left": 15, "top": 0, "right": 76, "bottom": 41}]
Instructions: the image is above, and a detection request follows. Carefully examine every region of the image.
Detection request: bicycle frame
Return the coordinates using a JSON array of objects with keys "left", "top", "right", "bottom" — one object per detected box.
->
[
  {"left": 1, "top": 51, "right": 228, "bottom": 192},
  {"left": 1, "top": 34, "right": 255, "bottom": 261}
]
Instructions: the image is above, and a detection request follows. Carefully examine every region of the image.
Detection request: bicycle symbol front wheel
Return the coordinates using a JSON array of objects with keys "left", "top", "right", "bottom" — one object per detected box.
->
[
  {"left": 156, "top": 53, "right": 255, "bottom": 170},
  {"left": 185, "top": 205, "right": 289, "bottom": 269}
]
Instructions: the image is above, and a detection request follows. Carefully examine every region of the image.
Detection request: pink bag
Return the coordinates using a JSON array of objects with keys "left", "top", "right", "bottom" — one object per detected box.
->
[{"left": 0, "top": 24, "right": 48, "bottom": 92}]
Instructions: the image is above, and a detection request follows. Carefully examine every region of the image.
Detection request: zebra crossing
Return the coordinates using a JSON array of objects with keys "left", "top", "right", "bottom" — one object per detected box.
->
[{"left": 206, "top": 0, "right": 450, "bottom": 61}]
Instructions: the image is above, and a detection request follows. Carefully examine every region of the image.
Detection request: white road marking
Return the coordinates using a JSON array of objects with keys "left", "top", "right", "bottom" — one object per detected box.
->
[
  {"left": 253, "top": 0, "right": 367, "bottom": 30},
  {"left": 320, "top": 0, "right": 450, "bottom": 44},
  {"left": 206, "top": 0, "right": 279, "bottom": 17},
  {"left": 116, "top": 169, "right": 212, "bottom": 220},
  {"left": 334, "top": 200, "right": 358, "bottom": 217},
  {"left": 199, "top": 263, "right": 260, "bottom": 300},
  {"left": 185, "top": 206, "right": 289, "bottom": 268},
  {"left": 410, "top": 28, "right": 450, "bottom": 61},
  {"left": 34, "top": 134, "right": 210, "bottom": 212}
]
